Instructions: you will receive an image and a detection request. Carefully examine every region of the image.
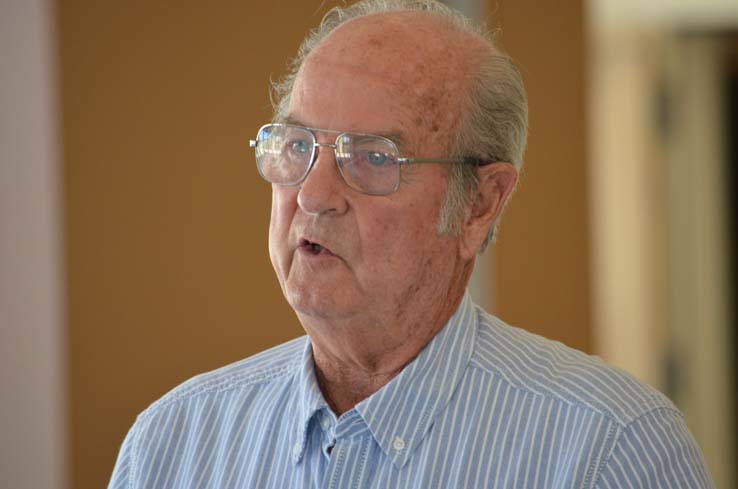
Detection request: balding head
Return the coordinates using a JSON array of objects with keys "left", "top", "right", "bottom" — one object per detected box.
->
[{"left": 296, "top": 11, "right": 483, "bottom": 155}]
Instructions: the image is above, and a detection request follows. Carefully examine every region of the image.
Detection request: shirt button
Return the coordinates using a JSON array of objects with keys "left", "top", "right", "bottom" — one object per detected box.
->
[
  {"left": 292, "top": 442, "right": 301, "bottom": 460},
  {"left": 320, "top": 417, "right": 331, "bottom": 431},
  {"left": 393, "top": 437, "right": 406, "bottom": 451}
]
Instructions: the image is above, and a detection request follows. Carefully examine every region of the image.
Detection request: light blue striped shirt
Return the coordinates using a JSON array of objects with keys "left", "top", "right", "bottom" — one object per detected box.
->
[{"left": 109, "top": 292, "right": 713, "bottom": 488}]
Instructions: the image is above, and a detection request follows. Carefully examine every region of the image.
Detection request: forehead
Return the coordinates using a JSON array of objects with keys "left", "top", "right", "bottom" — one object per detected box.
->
[{"left": 288, "top": 12, "right": 477, "bottom": 153}]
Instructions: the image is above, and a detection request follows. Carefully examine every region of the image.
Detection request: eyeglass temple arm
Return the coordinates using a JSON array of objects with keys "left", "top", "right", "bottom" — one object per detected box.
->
[{"left": 399, "top": 156, "right": 494, "bottom": 166}]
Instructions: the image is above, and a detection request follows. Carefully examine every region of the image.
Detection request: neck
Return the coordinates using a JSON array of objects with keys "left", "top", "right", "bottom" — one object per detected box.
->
[{"left": 304, "top": 262, "right": 473, "bottom": 415}]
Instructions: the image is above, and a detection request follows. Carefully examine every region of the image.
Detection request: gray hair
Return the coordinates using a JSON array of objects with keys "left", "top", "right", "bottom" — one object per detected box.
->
[{"left": 271, "top": 0, "right": 528, "bottom": 252}]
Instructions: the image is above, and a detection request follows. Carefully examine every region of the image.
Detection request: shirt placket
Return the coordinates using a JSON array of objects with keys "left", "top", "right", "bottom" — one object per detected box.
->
[{"left": 320, "top": 409, "right": 371, "bottom": 489}]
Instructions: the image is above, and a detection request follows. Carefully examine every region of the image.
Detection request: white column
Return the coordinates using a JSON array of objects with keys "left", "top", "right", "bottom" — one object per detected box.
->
[
  {"left": 588, "top": 28, "right": 669, "bottom": 389},
  {"left": 0, "top": 1, "right": 66, "bottom": 488}
]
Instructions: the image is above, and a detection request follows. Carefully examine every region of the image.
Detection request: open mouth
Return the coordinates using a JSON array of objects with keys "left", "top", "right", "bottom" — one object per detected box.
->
[{"left": 299, "top": 238, "right": 332, "bottom": 256}]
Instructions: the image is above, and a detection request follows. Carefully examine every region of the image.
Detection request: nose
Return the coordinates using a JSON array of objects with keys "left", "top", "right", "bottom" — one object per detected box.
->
[{"left": 297, "top": 143, "right": 349, "bottom": 215}]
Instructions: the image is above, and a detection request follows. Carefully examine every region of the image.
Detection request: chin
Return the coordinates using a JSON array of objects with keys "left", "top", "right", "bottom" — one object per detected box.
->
[{"left": 285, "top": 286, "right": 355, "bottom": 321}]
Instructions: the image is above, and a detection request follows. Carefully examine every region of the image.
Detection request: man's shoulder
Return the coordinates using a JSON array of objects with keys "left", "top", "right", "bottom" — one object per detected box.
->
[
  {"left": 470, "top": 308, "right": 677, "bottom": 428},
  {"left": 139, "top": 335, "right": 308, "bottom": 421}
]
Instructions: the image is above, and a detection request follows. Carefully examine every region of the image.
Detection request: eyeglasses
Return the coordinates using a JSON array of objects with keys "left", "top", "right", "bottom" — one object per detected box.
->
[{"left": 249, "top": 123, "right": 484, "bottom": 196}]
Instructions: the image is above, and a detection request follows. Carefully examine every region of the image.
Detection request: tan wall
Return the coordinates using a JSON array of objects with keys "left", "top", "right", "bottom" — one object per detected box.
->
[
  {"left": 56, "top": 2, "right": 344, "bottom": 488},
  {"left": 57, "top": 1, "right": 589, "bottom": 488},
  {"left": 490, "top": 0, "right": 592, "bottom": 353}
]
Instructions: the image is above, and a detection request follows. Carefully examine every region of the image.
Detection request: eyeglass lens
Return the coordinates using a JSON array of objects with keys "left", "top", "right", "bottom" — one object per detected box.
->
[{"left": 255, "top": 124, "right": 401, "bottom": 195}]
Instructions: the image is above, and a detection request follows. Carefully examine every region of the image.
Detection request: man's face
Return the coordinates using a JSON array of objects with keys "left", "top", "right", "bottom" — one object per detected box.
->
[{"left": 268, "top": 16, "right": 468, "bottom": 328}]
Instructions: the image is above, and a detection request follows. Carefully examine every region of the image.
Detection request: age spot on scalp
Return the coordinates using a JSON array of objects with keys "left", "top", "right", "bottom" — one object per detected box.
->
[{"left": 367, "top": 35, "right": 385, "bottom": 48}]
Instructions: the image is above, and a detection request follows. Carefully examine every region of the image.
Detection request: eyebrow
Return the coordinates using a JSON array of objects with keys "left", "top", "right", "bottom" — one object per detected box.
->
[{"left": 280, "top": 116, "right": 411, "bottom": 152}]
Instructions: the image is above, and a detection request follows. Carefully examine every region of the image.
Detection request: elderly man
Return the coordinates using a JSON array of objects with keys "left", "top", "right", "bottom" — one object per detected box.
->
[{"left": 109, "top": 1, "right": 713, "bottom": 487}]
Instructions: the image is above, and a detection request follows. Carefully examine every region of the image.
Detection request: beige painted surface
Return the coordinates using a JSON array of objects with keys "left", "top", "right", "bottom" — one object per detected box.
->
[
  {"left": 56, "top": 2, "right": 343, "bottom": 487},
  {"left": 590, "top": 0, "right": 738, "bottom": 27},
  {"left": 487, "top": 0, "right": 593, "bottom": 353}
]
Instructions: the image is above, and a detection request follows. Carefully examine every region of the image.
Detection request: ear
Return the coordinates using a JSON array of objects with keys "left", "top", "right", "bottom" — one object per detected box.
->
[{"left": 459, "top": 162, "right": 518, "bottom": 259}]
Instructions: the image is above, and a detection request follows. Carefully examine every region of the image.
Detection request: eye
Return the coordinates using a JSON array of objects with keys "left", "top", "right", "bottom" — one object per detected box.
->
[
  {"left": 288, "top": 139, "right": 312, "bottom": 155},
  {"left": 366, "top": 151, "right": 390, "bottom": 167}
]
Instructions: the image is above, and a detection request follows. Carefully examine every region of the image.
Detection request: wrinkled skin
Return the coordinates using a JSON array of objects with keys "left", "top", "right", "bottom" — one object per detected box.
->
[{"left": 268, "top": 12, "right": 518, "bottom": 413}]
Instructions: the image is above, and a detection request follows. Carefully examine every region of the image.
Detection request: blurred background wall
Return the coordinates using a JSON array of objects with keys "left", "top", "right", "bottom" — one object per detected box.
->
[
  {"left": 1, "top": 2, "right": 65, "bottom": 488},
  {"left": 0, "top": 0, "right": 735, "bottom": 488},
  {"left": 588, "top": 1, "right": 738, "bottom": 487}
]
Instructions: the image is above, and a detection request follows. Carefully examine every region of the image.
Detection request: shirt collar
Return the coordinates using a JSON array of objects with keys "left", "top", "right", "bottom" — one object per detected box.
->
[
  {"left": 291, "top": 291, "right": 477, "bottom": 468},
  {"left": 356, "top": 292, "right": 477, "bottom": 469}
]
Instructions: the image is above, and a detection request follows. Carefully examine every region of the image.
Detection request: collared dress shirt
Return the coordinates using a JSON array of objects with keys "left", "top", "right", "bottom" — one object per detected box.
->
[{"left": 109, "top": 292, "right": 713, "bottom": 488}]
